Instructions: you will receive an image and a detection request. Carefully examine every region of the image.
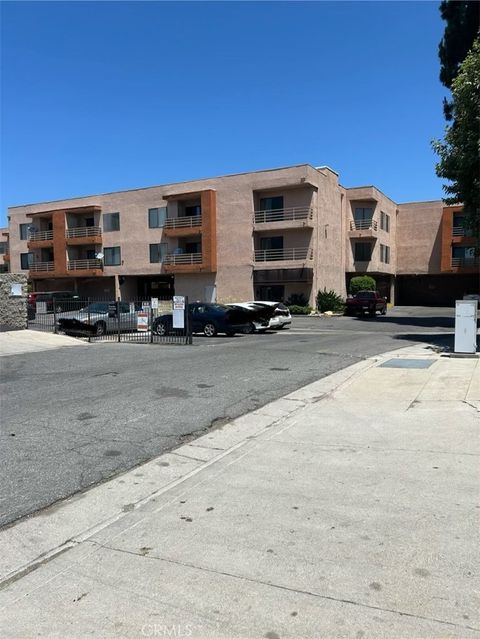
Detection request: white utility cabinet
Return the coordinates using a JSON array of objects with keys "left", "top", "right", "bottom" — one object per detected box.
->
[{"left": 454, "top": 300, "right": 478, "bottom": 354}]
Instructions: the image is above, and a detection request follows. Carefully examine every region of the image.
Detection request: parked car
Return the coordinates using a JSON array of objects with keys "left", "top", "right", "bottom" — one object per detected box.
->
[
  {"left": 225, "top": 302, "right": 273, "bottom": 333},
  {"left": 57, "top": 301, "right": 139, "bottom": 336},
  {"left": 345, "top": 291, "right": 387, "bottom": 317},
  {"left": 28, "top": 291, "right": 81, "bottom": 315},
  {"left": 248, "top": 301, "right": 292, "bottom": 329},
  {"left": 152, "top": 303, "right": 250, "bottom": 337}
]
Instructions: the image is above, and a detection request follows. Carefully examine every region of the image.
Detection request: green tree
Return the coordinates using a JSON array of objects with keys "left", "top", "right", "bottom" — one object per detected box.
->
[
  {"left": 433, "top": 40, "right": 480, "bottom": 240},
  {"left": 349, "top": 276, "right": 376, "bottom": 295},
  {"left": 438, "top": 1, "right": 479, "bottom": 119}
]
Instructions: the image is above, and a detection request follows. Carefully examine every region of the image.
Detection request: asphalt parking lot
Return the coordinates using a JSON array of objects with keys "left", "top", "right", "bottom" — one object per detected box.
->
[{"left": 0, "top": 306, "right": 470, "bottom": 527}]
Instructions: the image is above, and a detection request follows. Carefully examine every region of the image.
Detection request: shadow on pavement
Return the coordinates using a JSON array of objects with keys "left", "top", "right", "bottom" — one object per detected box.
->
[
  {"left": 353, "top": 315, "right": 456, "bottom": 329},
  {"left": 392, "top": 332, "right": 480, "bottom": 351}
]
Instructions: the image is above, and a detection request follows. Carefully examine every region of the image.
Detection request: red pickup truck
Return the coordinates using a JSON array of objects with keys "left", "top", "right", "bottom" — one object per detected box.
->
[{"left": 345, "top": 291, "right": 387, "bottom": 317}]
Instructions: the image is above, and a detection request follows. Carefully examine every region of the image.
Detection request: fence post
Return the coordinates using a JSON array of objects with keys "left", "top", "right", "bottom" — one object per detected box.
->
[
  {"left": 117, "top": 298, "right": 121, "bottom": 342},
  {"left": 184, "top": 295, "right": 192, "bottom": 345},
  {"left": 53, "top": 302, "right": 57, "bottom": 334},
  {"left": 150, "top": 305, "right": 154, "bottom": 343},
  {"left": 87, "top": 298, "right": 91, "bottom": 343}
]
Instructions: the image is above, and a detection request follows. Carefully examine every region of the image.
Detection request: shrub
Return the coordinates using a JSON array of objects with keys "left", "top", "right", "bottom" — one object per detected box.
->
[
  {"left": 286, "top": 293, "right": 309, "bottom": 307},
  {"left": 349, "top": 275, "right": 376, "bottom": 295},
  {"left": 288, "top": 305, "right": 313, "bottom": 315},
  {"left": 316, "top": 289, "right": 345, "bottom": 313}
]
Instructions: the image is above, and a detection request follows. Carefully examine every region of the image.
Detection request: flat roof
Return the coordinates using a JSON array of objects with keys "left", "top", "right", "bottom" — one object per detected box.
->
[{"left": 8, "top": 163, "right": 325, "bottom": 209}]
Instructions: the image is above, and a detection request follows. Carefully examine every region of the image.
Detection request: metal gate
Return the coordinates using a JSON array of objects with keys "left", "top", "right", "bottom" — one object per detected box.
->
[{"left": 27, "top": 296, "right": 192, "bottom": 345}]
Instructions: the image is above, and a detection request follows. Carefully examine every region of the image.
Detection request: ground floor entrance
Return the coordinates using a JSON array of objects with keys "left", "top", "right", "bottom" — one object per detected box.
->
[{"left": 396, "top": 274, "right": 479, "bottom": 306}]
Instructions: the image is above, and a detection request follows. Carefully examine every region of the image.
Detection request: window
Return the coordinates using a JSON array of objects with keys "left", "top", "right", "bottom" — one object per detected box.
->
[
  {"left": 185, "top": 205, "right": 201, "bottom": 217},
  {"left": 260, "top": 196, "right": 284, "bottom": 211},
  {"left": 104, "top": 247, "right": 121, "bottom": 266},
  {"left": 19, "top": 223, "right": 30, "bottom": 240},
  {"left": 354, "top": 207, "right": 373, "bottom": 223},
  {"left": 0, "top": 242, "right": 7, "bottom": 255},
  {"left": 103, "top": 212, "right": 120, "bottom": 232},
  {"left": 380, "top": 244, "right": 390, "bottom": 264},
  {"left": 20, "top": 253, "right": 33, "bottom": 269},
  {"left": 380, "top": 211, "right": 390, "bottom": 232},
  {"left": 260, "top": 236, "right": 283, "bottom": 250},
  {"left": 149, "top": 243, "right": 168, "bottom": 263},
  {"left": 354, "top": 242, "right": 372, "bottom": 262},
  {"left": 148, "top": 207, "right": 167, "bottom": 228}
]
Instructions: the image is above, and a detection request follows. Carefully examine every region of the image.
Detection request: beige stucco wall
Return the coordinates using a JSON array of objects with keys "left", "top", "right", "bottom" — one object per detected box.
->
[{"left": 396, "top": 201, "right": 443, "bottom": 274}]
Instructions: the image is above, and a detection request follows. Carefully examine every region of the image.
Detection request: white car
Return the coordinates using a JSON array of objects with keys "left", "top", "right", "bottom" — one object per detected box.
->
[
  {"left": 226, "top": 302, "right": 271, "bottom": 333},
  {"left": 247, "top": 301, "right": 292, "bottom": 330}
]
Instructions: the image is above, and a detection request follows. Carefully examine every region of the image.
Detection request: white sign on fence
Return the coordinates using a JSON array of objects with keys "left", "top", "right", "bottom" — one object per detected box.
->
[
  {"left": 151, "top": 297, "right": 159, "bottom": 309},
  {"left": 137, "top": 311, "right": 149, "bottom": 332},
  {"left": 172, "top": 295, "right": 185, "bottom": 329}
]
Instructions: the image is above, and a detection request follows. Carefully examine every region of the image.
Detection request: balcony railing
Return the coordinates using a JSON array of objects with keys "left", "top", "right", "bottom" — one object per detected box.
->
[
  {"left": 451, "top": 256, "right": 479, "bottom": 267},
  {"left": 29, "top": 230, "right": 53, "bottom": 241},
  {"left": 254, "top": 247, "right": 313, "bottom": 262},
  {"left": 163, "top": 253, "right": 202, "bottom": 265},
  {"left": 67, "top": 259, "right": 103, "bottom": 270},
  {"left": 350, "top": 220, "right": 378, "bottom": 231},
  {"left": 30, "top": 261, "right": 55, "bottom": 272},
  {"left": 66, "top": 226, "right": 102, "bottom": 238},
  {"left": 164, "top": 216, "right": 202, "bottom": 229},
  {"left": 254, "top": 207, "right": 313, "bottom": 224}
]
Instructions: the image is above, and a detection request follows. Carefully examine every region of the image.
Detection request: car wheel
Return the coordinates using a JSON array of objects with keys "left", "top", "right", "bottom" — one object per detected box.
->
[
  {"left": 153, "top": 321, "right": 168, "bottom": 336},
  {"left": 203, "top": 322, "right": 217, "bottom": 337},
  {"left": 56, "top": 305, "right": 63, "bottom": 313},
  {"left": 94, "top": 321, "right": 106, "bottom": 336},
  {"left": 276, "top": 324, "right": 285, "bottom": 330},
  {"left": 381, "top": 306, "right": 387, "bottom": 315},
  {"left": 244, "top": 322, "right": 255, "bottom": 334}
]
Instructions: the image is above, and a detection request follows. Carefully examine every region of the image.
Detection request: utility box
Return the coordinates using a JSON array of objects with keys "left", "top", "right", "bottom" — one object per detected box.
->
[{"left": 454, "top": 300, "right": 478, "bottom": 354}]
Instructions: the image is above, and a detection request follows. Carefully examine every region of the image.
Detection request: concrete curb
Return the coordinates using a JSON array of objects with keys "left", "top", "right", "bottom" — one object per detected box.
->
[{"left": 0, "top": 343, "right": 438, "bottom": 587}]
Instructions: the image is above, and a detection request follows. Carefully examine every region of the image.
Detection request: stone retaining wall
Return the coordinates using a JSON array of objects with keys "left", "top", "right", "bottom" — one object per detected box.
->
[{"left": 0, "top": 274, "right": 28, "bottom": 330}]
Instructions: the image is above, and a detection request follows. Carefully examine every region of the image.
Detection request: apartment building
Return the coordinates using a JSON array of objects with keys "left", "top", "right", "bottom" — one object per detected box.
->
[
  {"left": 0, "top": 228, "right": 9, "bottom": 273},
  {"left": 6, "top": 164, "right": 479, "bottom": 306}
]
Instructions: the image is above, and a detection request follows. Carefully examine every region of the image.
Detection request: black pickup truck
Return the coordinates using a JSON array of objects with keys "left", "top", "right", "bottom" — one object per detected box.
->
[{"left": 345, "top": 291, "right": 387, "bottom": 317}]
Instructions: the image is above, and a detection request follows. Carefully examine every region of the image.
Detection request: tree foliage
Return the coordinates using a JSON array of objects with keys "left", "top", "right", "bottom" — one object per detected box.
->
[
  {"left": 438, "top": 1, "right": 479, "bottom": 119},
  {"left": 433, "top": 40, "right": 480, "bottom": 239},
  {"left": 349, "top": 276, "right": 376, "bottom": 295}
]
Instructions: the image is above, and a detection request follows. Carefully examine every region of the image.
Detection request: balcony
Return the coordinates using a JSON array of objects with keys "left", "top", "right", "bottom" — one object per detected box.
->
[
  {"left": 253, "top": 247, "right": 313, "bottom": 270},
  {"left": 451, "top": 257, "right": 479, "bottom": 268},
  {"left": 253, "top": 207, "right": 314, "bottom": 230},
  {"left": 348, "top": 219, "right": 378, "bottom": 240},
  {"left": 66, "top": 226, "right": 102, "bottom": 239},
  {"left": 29, "top": 230, "right": 54, "bottom": 241},
  {"left": 66, "top": 226, "right": 102, "bottom": 245},
  {"left": 68, "top": 259, "right": 103, "bottom": 271},
  {"left": 30, "top": 261, "right": 55, "bottom": 272},
  {"left": 163, "top": 253, "right": 202, "bottom": 265},
  {"left": 163, "top": 216, "right": 203, "bottom": 237}
]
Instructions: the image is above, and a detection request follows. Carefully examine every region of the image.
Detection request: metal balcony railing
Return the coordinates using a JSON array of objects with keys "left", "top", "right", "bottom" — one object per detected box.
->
[
  {"left": 66, "top": 226, "right": 102, "bottom": 238},
  {"left": 164, "top": 216, "right": 202, "bottom": 229},
  {"left": 254, "top": 207, "right": 313, "bottom": 224},
  {"left": 350, "top": 220, "right": 378, "bottom": 231},
  {"left": 28, "top": 230, "right": 54, "bottom": 241},
  {"left": 451, "top": 256, "right": 479, "bottom": 267},
  {"left": 163, "top": 253, "right": 202, "bottom": 265},
  {"left": 254, "top": 247, "right": 313, "bottom": 262},
  {"left": 67, "top": 259, "right": 103, "bottom": 270},
  {"left": 30, "top": 261, "right": 55, "bottom": 272}
]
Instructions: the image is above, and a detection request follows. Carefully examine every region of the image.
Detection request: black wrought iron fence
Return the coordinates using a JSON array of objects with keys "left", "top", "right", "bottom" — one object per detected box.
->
[{"left": 27, "top": 296, "right": 192, "bottom": 345}]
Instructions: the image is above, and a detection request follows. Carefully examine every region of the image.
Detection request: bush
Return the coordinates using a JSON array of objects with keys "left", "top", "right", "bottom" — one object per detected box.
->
[
  {"left": 316, "top": 289, "right": 345, "bottom": 313},
  {"left": 288, "top": 305, "right": 313, "bottom": 315},
  {"left": 286, "top": 293, "right": 309, "bottom": 307},
  {"left": 349, "top": 275, "right": 376, "bottom": 295}
]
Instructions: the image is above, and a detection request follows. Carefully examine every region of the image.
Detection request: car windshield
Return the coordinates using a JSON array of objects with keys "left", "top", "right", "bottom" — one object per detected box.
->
[{"left": 356, "top": 292, "right": 375, "bottom": 299}]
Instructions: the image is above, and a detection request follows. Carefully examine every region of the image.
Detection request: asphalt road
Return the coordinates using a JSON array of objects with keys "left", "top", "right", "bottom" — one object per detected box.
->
[{"left": 0, "top": 307, "right": 466, "bottom": 528}]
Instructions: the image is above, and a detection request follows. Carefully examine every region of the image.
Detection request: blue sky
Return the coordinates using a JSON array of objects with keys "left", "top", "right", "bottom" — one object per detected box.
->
[{"left": 1, "top": 1, "right": 447, "bottom": 225}]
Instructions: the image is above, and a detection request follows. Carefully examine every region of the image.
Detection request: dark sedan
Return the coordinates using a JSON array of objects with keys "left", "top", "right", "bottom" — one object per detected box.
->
[{"left": 152, "top": 303, "right": 250, "bottom": 337}]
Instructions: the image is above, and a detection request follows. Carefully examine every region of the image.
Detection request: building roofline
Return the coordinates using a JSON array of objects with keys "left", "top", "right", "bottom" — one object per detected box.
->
[
  {"left": 343, "top": 185, "right": 398, "bottom": 205},
  {"left": 397, "top": 199, "right": 446, "bottom": 205},
  {"left": 7, "top": 163, "right": 323, "bottom": 210}
]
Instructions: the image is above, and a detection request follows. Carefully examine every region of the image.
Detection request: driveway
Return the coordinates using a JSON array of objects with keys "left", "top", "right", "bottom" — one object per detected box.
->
[{"left": 0, "top": 306, "right": 466, "bottom": 527}]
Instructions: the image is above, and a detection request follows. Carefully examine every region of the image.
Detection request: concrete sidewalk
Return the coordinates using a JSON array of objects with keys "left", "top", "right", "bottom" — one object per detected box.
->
[
  {"left": 0, "top": 345, "right": 478, "bottom": 638},
  {"left": 0, "top": 329, "right": 85, "bottom": 356}
]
